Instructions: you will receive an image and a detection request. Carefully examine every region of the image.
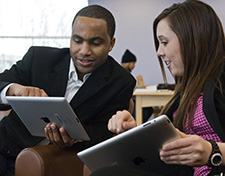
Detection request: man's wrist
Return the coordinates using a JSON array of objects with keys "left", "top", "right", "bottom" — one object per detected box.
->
[{"left": 0, "top": 83, "right": 13, "bottom": 104}]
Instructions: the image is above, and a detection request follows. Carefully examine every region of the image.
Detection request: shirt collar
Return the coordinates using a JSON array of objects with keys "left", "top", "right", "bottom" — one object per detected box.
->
[{"left": 68, "top": 58, "right": 91, "bottom": 82}]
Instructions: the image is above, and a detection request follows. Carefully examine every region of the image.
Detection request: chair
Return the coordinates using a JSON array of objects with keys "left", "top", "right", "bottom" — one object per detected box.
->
[
  {"left": 15, "top": 145, "right": 86, "bottom": 176},
  {"left": 136, "top": 74, "right": 146, "bottom": 88},
  {"left": 14, "top": 98, "right": 134, "bottom": 176}
]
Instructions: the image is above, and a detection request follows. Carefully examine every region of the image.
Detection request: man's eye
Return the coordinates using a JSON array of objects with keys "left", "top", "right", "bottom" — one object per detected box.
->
[
  {"left": 73, "top": 38, "right": 82, "bottom": 44},
  {"left": 92, "top": 42, "right": 101, "bottom": 46},
  {"left": 91, "top": 41, "right": 102, "bottom": 46}
]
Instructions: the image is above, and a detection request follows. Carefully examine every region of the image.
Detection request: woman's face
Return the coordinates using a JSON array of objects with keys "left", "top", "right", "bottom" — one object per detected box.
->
[{"left": 156, "top": 19, "right": 184, "bottom": 77}]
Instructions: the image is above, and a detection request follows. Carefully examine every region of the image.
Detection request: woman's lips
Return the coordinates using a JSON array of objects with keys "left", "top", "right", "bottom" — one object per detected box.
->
[{"left": 165, "top": 60, "right": 171, "bottom": 68}]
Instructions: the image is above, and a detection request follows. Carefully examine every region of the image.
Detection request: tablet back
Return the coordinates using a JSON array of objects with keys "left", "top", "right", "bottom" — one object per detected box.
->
[
  {"left": 6, "top": 96, "right": 90, "bottom": 141},
  {"left": 77, "top": 115, "right": 189, "bottom": 175}
]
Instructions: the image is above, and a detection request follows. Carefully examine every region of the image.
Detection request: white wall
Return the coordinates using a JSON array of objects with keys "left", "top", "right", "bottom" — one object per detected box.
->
[{"left": 88, "top": 0, "right": 225, "bottom": 86}]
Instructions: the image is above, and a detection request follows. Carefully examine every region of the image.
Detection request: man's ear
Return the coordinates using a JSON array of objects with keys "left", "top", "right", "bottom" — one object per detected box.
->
[{"left": 109, "top": 37, "right": 116, "bottom": 52}]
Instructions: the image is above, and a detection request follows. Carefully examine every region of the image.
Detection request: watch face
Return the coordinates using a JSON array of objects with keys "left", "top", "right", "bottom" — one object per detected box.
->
[{"left": 212, "top": 153, "right": 223, "bottom": 166}]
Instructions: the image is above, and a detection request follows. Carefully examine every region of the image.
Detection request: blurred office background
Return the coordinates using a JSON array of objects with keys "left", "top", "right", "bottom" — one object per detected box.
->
[
  {"left": 0, "top": 0, "right": 88, "bottom": 72},
  {"left": 0, "top": 0, "right": 224, "bottom": 86}
]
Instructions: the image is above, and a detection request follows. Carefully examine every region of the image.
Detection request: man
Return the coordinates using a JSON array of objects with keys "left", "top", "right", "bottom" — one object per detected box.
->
[
  {"left": 121, "top": 49, "right": 153, "bottom": 122},
  {"left": 0, "top": 5, "right": 136, "bottom": 175},
  {"left": 121, "top": 49, "right": 137, "bottom": 73}
]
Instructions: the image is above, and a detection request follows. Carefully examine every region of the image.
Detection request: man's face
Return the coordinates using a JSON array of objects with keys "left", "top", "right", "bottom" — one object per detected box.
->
[
  {"left": 70, "top": 16, "right": 115, "bottom": 80},
  {"left": 128, "top": 62, "right": 136, "bottom": 72},
  {"left": 122, "top": 62, "right": 136, "bottom": 72}
]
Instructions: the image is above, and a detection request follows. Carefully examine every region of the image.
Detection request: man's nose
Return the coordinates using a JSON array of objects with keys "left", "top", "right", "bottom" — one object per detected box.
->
[{"left": 80, "top": 42, "right": 91, "bottom": 55}]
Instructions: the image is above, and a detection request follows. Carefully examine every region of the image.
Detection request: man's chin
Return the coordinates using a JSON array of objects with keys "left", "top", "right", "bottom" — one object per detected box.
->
[{"left": 77, "top": 67, "right": 93, "bottom": 75}]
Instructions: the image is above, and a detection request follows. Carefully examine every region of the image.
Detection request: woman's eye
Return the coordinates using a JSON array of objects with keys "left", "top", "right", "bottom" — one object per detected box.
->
[{"left": 161, "top": 41, "right": 168, "bottom": 46}]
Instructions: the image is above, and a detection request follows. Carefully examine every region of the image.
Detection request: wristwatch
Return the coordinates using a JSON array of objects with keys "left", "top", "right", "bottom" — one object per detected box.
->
[{"left": 208, "top": 140, "right": 223, "bottom": 167}]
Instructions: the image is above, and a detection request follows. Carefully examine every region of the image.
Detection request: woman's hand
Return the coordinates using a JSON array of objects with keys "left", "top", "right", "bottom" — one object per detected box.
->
[
  {"left": 160, "top": 129, "right": 212, "bottom": 167},
  {"left": 108, "top": 110, "right": 137, "bottom": 134}
]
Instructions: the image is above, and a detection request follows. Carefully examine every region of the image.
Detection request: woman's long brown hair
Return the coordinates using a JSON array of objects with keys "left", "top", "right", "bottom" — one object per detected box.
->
[{"left": 153, "top": 0, "right": 225, "bottom": 131}]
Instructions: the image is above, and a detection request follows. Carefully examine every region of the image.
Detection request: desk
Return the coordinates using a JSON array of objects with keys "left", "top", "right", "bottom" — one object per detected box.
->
[{"left": 133, "top": 89, "right": 174, "bottom": 125}]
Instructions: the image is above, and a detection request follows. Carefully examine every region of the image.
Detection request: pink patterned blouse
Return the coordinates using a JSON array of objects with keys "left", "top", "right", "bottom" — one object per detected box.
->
[{"left": 174, "top": 93, "right": 222, "bottom": 176}]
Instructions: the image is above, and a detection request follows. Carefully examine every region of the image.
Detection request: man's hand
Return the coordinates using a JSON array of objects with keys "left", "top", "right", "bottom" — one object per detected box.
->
[
  {"left": 160, "top": 129, "right": 212, "bottom": 166},
  {"left": 7, "top": 83, "right": 48, "bottom": 97},
  {"left": 45, "top": 123, "right": 77, "bottom": 148},
  {"left": 108, "top": 110, "right": 137, "bottom": 134}
]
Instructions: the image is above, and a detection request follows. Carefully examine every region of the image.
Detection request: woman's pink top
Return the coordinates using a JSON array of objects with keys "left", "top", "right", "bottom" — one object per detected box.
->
[{"left": 174, "top": 93, "right": 222, "bottom": 176}]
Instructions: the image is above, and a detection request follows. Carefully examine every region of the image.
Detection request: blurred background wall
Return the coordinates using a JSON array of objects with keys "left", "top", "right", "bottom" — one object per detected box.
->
[{"left": 89, "top": 0, "right": 225, "bottom": 86}]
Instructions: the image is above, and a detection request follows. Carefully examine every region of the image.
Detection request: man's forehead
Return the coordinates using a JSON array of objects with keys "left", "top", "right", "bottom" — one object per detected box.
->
[
  {"left": 71, "top": 16, "right": 109, "bottom": 40},
  {"left": 73, "top": 16, "right": 107, "bottom": 28}
]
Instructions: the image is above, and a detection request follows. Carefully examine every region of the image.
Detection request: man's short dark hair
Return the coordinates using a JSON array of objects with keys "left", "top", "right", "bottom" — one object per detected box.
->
[{"left": 72, "top": 5, "right": 116, "bottom": 39}]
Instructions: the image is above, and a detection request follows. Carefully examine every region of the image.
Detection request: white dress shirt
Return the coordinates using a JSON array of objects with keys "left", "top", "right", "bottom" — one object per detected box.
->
[{"left": 64, "top": 59, "right": 91, "bottom": 102}]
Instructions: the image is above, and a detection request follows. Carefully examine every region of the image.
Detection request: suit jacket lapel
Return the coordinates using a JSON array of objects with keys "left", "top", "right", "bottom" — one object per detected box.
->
[
  {"left": 49, "top": 54, "right": 70, "bottom": 97},
  {"left": 70, "top": 57, "right": 110, "bottom": 108}
]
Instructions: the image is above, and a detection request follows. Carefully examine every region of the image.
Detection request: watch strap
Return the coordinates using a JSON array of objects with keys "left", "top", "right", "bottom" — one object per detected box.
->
[{"left": 208, "top": 140, "right": 223, "bottom": 167}]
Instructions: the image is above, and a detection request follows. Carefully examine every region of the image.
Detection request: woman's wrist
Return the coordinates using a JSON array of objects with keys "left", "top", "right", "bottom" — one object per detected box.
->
[{"left": 217, "top": 143, "right": 225, "bottom": 166}]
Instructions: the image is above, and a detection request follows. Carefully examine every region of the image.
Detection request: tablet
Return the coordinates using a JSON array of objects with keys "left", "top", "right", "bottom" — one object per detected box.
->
[
  {"left": 6, "top": 96, "right": 90, "bottom": 141},
  {"left": 77, "top": 115, "right": 190, "bottom": 175}
]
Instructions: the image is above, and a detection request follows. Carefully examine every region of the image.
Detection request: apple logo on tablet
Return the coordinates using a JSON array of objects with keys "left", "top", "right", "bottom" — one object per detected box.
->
[
  {"left": 40, "top": 117, "right": 51, "bottom": 123},
  {"left": 133, "top": 156, "right": 146, "bottom": 165}
]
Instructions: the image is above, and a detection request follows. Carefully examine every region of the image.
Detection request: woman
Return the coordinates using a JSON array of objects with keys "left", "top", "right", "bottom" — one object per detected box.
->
[
  {"left": 92, "top": 0, "right": 225, "bottom": 175},
  {"left": 152, "top": 0, "right": 225, "bottom": 175}
]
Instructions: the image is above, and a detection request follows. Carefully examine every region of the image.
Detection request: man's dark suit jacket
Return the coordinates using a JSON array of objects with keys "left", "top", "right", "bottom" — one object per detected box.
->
[{"left": 0, "top": 46, "right": 136, "bottom": 156}]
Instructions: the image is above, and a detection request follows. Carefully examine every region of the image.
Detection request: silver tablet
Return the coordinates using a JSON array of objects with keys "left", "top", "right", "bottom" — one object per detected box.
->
[
  {"left": 77, "top": 115, "right": 189, "bottom": 175},
  {"left": 6, "top": 96, "right": 90, "bottom": 141}
]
